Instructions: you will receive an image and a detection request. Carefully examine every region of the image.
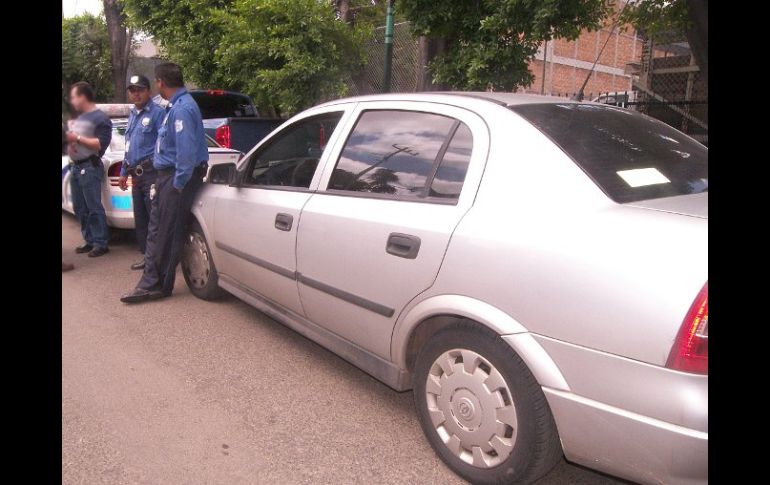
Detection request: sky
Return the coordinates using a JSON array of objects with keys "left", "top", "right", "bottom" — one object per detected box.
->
[{"left": 62, "top": 0, "right": 103, "bottom": 18}]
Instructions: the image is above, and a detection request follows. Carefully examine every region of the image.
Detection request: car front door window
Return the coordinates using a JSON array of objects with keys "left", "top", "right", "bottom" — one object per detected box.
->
[{"left": 244, "top": 113, "right": 343, "bottom": 189}]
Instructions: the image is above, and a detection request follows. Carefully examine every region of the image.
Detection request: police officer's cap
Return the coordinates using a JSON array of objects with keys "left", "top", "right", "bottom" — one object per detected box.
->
[{"left": 127, "top": 74, "right": 151, "bottom": 90}]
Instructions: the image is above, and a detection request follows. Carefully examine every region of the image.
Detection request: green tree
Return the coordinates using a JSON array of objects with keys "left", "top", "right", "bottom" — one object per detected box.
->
[
  {"left": 125, "top": 0, "right": 366, "bottom": 115},
  {"left": 62, "top": 13, "right": 115, "bottom": 111},
  {"left": 399, "top": 0, "right": 612, "bottom": 91},
  {"left": 123, "top": 0, "right": 233, "bottom": 90}
]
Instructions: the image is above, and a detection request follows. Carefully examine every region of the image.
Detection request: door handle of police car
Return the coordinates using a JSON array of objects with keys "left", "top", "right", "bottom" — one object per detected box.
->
[
  {"left": 275, "top": 213, "right": 293, "bottom": 232},
  {"left": 386, "top": 233, "right": 421, "bottom": 259}
]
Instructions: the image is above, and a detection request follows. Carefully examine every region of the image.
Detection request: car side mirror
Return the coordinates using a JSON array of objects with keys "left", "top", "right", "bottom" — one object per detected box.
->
[{"left": 207, "top": 163, "right": 237, "bottom": 186}]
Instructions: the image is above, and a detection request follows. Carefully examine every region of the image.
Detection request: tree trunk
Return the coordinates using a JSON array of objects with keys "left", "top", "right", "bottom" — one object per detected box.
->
[
  {"left": 337, "top": 0, "right": 353, "bottom": 24},
  {"left": 685, "top": 0, "right": 707, "bottom": 81},
  {"left": 103, "top": 0, "right": 131, "bottom": 102},
  {"left": 415, "top": 36, "right": 449, "bottom": 91}
]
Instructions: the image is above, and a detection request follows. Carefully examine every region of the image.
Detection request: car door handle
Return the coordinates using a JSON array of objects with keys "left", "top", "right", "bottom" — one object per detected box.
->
[
  {"left": 386, "top": 233, "right": 421, "bottom": 259},
  {"left": 275, "top": 213, "right": 293, "bottom": 231}
]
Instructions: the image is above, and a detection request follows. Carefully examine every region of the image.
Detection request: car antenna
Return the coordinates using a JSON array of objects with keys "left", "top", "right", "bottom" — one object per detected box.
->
[{"left": 573, "top": 2, "right": 629, "bottom": 102}]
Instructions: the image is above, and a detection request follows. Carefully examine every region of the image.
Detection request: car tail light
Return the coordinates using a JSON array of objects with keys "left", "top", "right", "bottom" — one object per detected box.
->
[
  {"left": 207, "top": 89, "right": 225, "bottom": 95},
  {"left": 107, "top": 161, "right": 131, "bottom": 187},
  {"left": 215, "top": 125, "right": 232, "bottom": 148},
  {"left": 666, "top": 282, "right": 708, "bottom": 374}
]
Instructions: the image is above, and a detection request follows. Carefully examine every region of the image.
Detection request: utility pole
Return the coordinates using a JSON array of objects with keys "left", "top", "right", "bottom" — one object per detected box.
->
[
  {"left": 541, "top": 40, "right": 548, "bottom": 94},
  {"left": 382, "top": 0, "right": 395, "bottom": 93}
]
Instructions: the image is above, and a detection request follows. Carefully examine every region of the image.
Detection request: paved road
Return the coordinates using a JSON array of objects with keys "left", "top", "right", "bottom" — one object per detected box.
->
[{"left": 62, "top": 213, "right": 626, "bottom": 485}]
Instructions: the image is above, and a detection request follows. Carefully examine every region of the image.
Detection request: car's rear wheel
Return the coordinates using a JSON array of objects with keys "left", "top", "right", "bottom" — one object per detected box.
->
[
  {"left": 181, "top": 221, "right": 225, "bottom": 300},
  {"left": 413, "top": 320, "right": 562, "bottom": 484}
]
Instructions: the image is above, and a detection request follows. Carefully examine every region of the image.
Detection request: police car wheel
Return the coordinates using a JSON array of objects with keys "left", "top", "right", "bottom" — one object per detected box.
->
[{"left": 182, "top": 221, "right": 225, "bottom": 301}]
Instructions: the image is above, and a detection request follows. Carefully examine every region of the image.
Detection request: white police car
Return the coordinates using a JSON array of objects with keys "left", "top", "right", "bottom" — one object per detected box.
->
[{"left": 62, "top": 104, "right": 243, "bottom": 229}]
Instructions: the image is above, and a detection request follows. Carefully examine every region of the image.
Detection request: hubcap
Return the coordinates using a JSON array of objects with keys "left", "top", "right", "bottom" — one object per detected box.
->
[
  {"left": 425, "top": 349, "right": 518, "bottom": 468},
  {"left": 182, "top": 232, "right": 211, "bottom": 289}
]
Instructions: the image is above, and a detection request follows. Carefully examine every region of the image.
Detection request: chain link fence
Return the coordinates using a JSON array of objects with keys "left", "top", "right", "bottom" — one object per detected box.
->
[
  {"left": 631, "top": 31, "right": 708, "bottom": 145},
  {"left": 344, "top": 21, "right": 419, "bottom": 96}
]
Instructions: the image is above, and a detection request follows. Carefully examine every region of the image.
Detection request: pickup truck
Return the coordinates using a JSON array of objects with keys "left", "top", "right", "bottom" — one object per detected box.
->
[{"left": 189, "top": 89, "right": 284, "bottom": 153}]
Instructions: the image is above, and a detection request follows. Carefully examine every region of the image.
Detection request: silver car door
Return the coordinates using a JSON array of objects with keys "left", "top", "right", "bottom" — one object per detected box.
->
[
  {"left": 296, "top": 101, "right": 490, "bottom": 359},
  {"left": 212, "top": 105, "right": 354, "bottom": 315}
]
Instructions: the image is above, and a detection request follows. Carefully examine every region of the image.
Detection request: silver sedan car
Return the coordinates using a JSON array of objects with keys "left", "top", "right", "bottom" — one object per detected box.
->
[{"left": 180, "top": 93, "right": 707, "bottom": 484}]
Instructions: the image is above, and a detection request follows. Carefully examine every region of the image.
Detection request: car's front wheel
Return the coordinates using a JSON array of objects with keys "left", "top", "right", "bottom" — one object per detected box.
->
[
  {"left": 413, "top": 320, "right": 562, "bottom": 484},
  {"left": 181, "top": 221, "right": 225, "bottom": 300}
]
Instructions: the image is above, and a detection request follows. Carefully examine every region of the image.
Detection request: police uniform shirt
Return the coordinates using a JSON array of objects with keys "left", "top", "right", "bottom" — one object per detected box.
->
[
  {"left": 120, "top": 101, "right": 165, "bottom": 177},
  {"left": 154, "top": 88, "right": 209, "bottom": 190}
]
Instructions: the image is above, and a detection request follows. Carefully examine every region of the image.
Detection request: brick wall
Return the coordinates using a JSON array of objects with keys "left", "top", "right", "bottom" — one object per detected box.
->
[{"left": 523, "top": 25, "right": 643, "bottom": 98}]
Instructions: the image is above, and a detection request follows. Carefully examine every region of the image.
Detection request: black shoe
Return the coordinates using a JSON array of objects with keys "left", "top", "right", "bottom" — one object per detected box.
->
[
  {"left": 75, "top": 244, "right": 93, "bottom": 254},
  {"left": 120, "top": 288, "right": 164, "bottom": 304},
  {"left": 88, "top": 246, "right": 109, "bottom": 258},
  {"left": 130, "top": 260, "right": 145, "bottom": 271}
]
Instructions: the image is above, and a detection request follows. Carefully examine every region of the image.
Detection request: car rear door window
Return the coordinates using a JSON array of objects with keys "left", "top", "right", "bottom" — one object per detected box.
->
[
  {"left": 511, "top": 103, "right": 707, "bottom": 203},
  {"left": 328, "top": 110, "right": 472, "bottom": 201},
  {"left": 428, "top": 123, "right": 473, "bottom": 199},
  {"left": 244, "top": 112, "right": 342, "bottom": 189}
]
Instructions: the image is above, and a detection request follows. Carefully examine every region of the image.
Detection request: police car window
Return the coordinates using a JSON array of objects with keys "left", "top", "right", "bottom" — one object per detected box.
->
[
  {"left": 244, "top": 112, "right": 343, "bottom": 189},
  {"left": 327, "top": 110, "right": 461, "bottom": 200},
  {"left": 110, "top": 125, "right": 126, "bottom": 152}
]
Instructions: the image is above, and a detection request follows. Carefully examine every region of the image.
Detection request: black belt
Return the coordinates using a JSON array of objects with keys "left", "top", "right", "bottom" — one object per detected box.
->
[
  {"left": 71, "top": 155, "right": 101, "bottom": 166},
  {"left": 127, "top": 157, "right": 155, "bottom": 176},
  {"left": 157, "top": 163, "right": 208, "bottom": 174}
]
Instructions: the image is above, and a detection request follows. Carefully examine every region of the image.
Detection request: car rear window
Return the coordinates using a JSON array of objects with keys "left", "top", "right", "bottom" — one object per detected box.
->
[
  {"left": 510, "top": 103, "right": 707, "bottom": 203},
  {"left": 190, "top": 92, "right": 257, "bottom": 119}
]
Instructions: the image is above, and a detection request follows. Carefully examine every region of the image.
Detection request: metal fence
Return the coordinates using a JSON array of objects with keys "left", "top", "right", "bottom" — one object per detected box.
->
[
  {"left": 633, "top": 31, "right": 707, "bottom": 145},
  {"left": 344, "top": 21, "right": 419, "bottom": 96}
]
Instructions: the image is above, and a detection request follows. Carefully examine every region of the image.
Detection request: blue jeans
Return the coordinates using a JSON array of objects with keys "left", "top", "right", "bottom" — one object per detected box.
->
[{"left": 70, "top": 161, "right": 109, "bottom": 248}]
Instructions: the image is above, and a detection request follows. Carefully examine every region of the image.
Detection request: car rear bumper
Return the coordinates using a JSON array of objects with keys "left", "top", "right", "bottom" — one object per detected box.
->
[
  {"left": 543, "top": 387, "right": 707, "bottom": 485},
  {"left": 501, "top": 334, "right": 707, "bottom": 484},
  {"left": 105, "top": 188, "right": 135, "bottom": 229}
]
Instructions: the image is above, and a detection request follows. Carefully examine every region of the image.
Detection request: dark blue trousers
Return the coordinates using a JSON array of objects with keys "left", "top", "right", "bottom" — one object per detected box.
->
[
  {"left": 131, "top": 168, "right": 157, "bottom": 255},
  {"left": 136, "top": 166, "right": 205, "bottom": 295}
]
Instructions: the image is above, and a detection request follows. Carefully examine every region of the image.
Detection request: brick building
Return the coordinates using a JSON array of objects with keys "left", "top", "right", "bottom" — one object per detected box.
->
[{"left": 524, "top": 25, "right": 643, "bottom": 97}]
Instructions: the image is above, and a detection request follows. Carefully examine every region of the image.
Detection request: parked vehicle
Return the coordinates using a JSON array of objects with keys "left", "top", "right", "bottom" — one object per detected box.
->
[
  {"left": 591, "top": 90, "right": 637, "bottom": 108},
  {"left": 181, "top": 93, "right": 707, "bottom": 485},
  {"left": 62, "top": 113, "right": 243, "bottom": 229},
  {"left": 189, "top": 89, "right": 283, "bottom": 153},
  {"left": 204, "top": 116, "right": 285, "bottom": 154},
  {"left": 189, "top": 89, "right": 258, "bottom": 119}
]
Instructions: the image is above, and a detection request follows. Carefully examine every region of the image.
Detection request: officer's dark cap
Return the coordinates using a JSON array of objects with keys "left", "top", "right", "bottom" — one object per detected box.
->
[{"left": 127, "top": 74, "right": 151, "bottom": 90}]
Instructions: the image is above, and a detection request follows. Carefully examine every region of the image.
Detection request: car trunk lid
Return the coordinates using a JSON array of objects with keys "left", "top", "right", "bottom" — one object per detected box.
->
[{"left": 625, "top": 192, "right": 708, "bottom": 219}]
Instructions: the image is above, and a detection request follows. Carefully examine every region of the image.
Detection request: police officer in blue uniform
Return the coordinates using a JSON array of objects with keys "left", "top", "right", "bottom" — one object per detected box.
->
[
  {"left": 118, "top": 74, "right": 165, "bottom": 271},
  {"left": 121, "top": 63, "right": 209, "bottom": 303}
]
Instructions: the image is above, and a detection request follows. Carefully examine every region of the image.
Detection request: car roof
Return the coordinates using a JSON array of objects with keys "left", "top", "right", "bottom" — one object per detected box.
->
[{"left": 316, "top": 91, "right": 586, "bottom": 109}]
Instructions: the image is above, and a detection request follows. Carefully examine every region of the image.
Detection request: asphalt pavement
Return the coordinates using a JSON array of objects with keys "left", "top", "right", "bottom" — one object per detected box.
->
[{"left": 62, "top": 213, "right": 626, "bottom": 485}]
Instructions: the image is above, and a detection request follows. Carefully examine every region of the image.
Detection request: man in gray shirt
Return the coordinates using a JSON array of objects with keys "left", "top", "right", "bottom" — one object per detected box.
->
[{"left": 64, "top": 82, "right": 112, "bottom": 257}]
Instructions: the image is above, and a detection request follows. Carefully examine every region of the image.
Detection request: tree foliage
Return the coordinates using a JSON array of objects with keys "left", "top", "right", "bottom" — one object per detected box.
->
[
  {"left": 399, "top": 0, "right": 612, "bottom": 91},
  {"left": 62, "top": 13, "right": 114, "bottom": 105},
  {"left": 125, "top": 0, "right": 366, "bottom": 115},
  {"left": 618, "top": 0, "right": 690, "bottom": 38}
]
